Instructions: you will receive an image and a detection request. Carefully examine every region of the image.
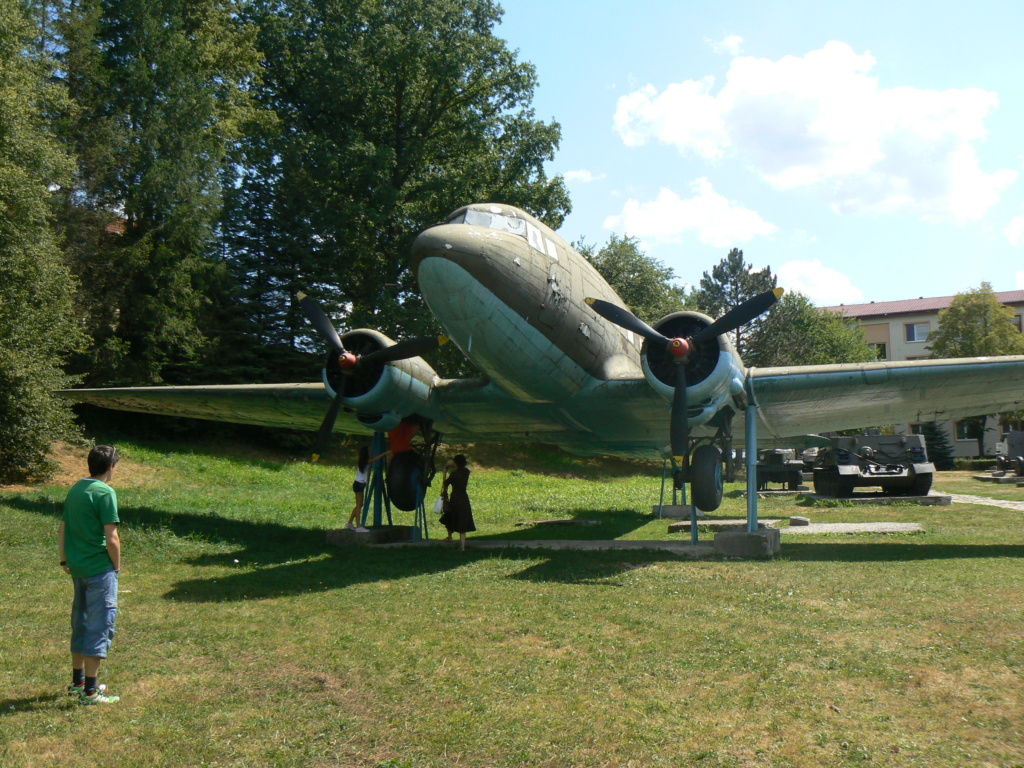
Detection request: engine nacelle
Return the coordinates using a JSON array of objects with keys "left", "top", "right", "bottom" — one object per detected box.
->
[
  {"left": 323, "top": 329, "right": 439, "bottom": 430},
  {"left": 640, "top": 311, "right": 745, "bottom": 428}
]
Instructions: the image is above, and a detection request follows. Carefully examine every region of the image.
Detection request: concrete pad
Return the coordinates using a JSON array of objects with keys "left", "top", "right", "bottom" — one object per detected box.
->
[
  {"left": 668, "top": 518, "right": 779, "bottom": 533},
  {"left": 326, "top": 525, "right": 419, "bottom": 547},
  {"left": 802, "top": 492, "right": 951, "bottom": 506},
  {"left": 973, "top": 474, "right": 1024, "bottom": 484},
  {"left": 713, "top": 529, "right": 781, "bottom": 558},
  {"left": 740, "top": 487, "right": 810, "bottom": 496},
  {"left": 652, "top": 504, "right": 704, "bottom": 519},
  {"left": 789, "top": 516, "right": 811, "bottom": 526},
  {"left": 781, "top": 522, "right": 925, "bottom": 535}
]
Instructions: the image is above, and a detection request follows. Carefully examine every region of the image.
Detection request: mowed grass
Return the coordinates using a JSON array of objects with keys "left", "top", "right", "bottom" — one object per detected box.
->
[{"left": 2, "top": 439, "right": 1023, "bottom": 768}]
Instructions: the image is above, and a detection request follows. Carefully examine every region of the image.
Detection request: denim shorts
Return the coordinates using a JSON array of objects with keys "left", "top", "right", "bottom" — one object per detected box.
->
[{"left": 70, "top": 569, "right": 118, "bottom": 658}]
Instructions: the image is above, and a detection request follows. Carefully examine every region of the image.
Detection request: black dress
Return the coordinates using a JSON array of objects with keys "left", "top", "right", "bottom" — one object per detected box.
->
[{"left": 440, "top": 467, "right": 476, "bottom": 533}]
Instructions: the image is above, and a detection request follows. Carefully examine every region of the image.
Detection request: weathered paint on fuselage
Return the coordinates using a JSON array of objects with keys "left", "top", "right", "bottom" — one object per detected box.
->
[{"left": 409, "top": 203, "right": 744, "bottom": 457}]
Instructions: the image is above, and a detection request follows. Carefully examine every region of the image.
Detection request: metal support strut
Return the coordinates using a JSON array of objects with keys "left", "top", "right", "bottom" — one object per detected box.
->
[
  {"left": 745, "top": 402, "right": 759, "bottom": 533},
  {"left": 362, "top": 431, "right": 392, "bottom": 528}
]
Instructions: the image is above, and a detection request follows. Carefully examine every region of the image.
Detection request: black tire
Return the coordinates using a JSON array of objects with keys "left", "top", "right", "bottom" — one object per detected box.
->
[
  {"left": 910, "top": 472, "right": 933, "bottom": 495},
  {"left": 1016, "top": 456, "right": 1024, "bottom": 477},
  {"left": 386, "top": 450, "right": 422, "bottom": 511},
  {"left": 836, "top": 475, "right": 855, "bottom": 498},
  {"left": 691, "top": 444, "right": 724, "bottom": 511}
]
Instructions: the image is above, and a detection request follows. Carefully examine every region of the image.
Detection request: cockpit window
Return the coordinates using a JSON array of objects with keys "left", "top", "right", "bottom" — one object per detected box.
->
[{"left": 463, "top": 209, "right": 527, "bottom": 237}]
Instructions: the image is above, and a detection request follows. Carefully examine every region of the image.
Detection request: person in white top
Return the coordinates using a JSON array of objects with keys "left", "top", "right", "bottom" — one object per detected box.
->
[{"left": 345, "top": 446, "right": 387, "bottom": 531}]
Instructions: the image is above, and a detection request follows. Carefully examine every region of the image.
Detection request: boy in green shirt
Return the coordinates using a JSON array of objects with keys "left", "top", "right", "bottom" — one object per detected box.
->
[{"left": 59, "top": 445, "right": 121, "bottom": 704}]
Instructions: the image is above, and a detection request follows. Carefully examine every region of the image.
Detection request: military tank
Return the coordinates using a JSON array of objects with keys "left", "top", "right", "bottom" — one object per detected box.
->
[
  {"left": 756, "top": 448, "right": 805, "bottom": 490},
  {"left": 813, "top": 434, "right": 935, "bottom": 497}
]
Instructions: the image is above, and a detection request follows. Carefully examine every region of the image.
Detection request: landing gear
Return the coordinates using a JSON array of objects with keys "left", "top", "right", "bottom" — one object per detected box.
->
[{"left": 691, "top": 444, "right": 724, "bottom": 511}]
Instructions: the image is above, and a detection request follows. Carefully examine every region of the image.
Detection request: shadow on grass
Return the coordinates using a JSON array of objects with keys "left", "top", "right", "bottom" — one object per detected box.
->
[
  {"left": 2, "top": 494, "right": 330, "bottom": 567},
  {"left": 474, "top": 508, "right": 651, "bottom": 541},
  {"left": 0, "top": 693, "right": 64, "bottom": 716},
  {"left": 780, "top": 540, "right": 1024, "bottom": 561}
]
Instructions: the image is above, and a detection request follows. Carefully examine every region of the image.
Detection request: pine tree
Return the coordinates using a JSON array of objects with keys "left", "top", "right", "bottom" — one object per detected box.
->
[
  {"left": 688, "top": 248, "right": 775, "bottom": 357},
  {"left": 921, "top": 422, "right": 956, "bottom": 471}
]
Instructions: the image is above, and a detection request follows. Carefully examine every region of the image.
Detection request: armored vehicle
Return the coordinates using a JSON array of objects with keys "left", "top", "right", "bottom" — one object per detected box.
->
[
  {"left": 813, "top": 434, "right": 934, "bottom": 497},
  {"left": 756, "top": 448, "right": 805, "bottom": 490}
]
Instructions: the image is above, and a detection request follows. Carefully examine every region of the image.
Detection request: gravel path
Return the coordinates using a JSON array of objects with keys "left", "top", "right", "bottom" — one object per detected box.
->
[{"left": 946, "top": 493, "right": 1024, "bottom": 512}]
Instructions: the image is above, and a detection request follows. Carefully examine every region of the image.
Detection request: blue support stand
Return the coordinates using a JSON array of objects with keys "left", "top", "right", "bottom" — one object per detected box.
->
[
  {"left": 745, "top": 402, "right": 759, "bottom": 533},
  {"left": 412, "top": 478, "right": 429, "bottom": 541},
  {"left": 361, "top": 431, "right": 392, "bottom": 528}
]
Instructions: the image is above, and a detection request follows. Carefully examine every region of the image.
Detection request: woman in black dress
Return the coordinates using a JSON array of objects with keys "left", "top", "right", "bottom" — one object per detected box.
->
[{"left": 439, "top": 454, "right": 475, "bottom": 550}]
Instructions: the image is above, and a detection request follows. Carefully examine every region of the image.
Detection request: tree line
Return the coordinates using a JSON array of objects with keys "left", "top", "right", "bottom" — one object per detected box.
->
[{"left": 2, "top": 0, "right": 1014, "bottom": 482}]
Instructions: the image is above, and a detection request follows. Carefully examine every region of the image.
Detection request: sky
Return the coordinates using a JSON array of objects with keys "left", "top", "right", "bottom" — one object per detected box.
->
[{"left": 495, "top": 0, "right": 1024, "bottom": 306}]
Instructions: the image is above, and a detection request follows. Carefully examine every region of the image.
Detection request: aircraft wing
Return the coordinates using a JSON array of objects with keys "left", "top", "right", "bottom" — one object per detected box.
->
[
  {"left": 749, "top": 356, "right": 1024, "bottom": 440},
  {"left": 60, "top": 383, "right": 371, "bottom": 434}
]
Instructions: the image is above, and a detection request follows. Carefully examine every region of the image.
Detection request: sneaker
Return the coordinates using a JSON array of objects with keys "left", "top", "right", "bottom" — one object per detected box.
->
[
  {"left": 68, "top": 683, "right": 105, "bottom": 697},
  {"left": 345, "top": 523, "right": 356, "bottom": 530},
  {"left": 80, "top": 688, "right": 119, "bottom": 705},
  {"left": 354, "top": 526, "right": 370, "bottom": 532}
]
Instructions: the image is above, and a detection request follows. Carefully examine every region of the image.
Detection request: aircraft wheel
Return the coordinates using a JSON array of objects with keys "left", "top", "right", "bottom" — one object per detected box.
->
[
  {"left": 691, "top": 444, "right": 723, "bottom": 512},
  {"left": 386, "top": 450, "right": 422, "bottom": 512}
]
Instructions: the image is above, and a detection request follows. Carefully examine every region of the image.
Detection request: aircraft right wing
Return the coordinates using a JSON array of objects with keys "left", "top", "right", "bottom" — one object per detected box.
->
[{"left": 748, "top": 356, "right": 1024, "bottom": 440}]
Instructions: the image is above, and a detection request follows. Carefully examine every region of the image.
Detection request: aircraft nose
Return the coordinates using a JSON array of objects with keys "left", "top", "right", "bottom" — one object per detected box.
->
[{"left": 410, "top": 225, "right": 464, "bottom": 278}]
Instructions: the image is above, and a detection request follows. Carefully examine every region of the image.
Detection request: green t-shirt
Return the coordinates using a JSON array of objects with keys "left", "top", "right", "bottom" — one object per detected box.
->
[{"left": 63, "top": 478, "right": 119, "bottom": 578}]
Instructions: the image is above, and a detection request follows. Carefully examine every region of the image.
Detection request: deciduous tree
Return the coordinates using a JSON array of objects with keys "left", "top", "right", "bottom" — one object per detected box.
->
[{"left": 0, "top": 0, "right": 86, "bottom": 481}]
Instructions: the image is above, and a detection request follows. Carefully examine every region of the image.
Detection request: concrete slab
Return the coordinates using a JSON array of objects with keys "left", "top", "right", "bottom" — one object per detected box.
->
[
  {"left": 652, "top": 504, "right": 704, "bottom": 519},
  {"left": 973, "top": 474, "right": 1024, "bottom": 484},
  {"left": 740, "top": 487, "right": 810, "bottom": 496},
  {"left": 668, "top": 518, "right": 779, "bottom": 533},
  {"left": 714, "top": 529, "right": 781, "bottom": 558},
  {"left": 802, "top": 492, "right": 951, "bottom": 506},
  {"left": 781, "top": 522, "right": 925, "bottom": 535},
  {"left": 326, "top": 525, "right": 419, "bottom": 547}
]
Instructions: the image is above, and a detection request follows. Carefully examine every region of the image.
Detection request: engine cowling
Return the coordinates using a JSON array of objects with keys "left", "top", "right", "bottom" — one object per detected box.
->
[
  {"left": 325, "top": 329, "right": 439, "bottom": 431},
  {"left": 640, "top": 311, "right": 744, "bottom": 428}
]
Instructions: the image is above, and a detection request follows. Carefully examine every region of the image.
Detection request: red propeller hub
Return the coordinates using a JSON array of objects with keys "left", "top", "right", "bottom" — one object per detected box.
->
[
  {"left": 338, "top": 352, "right": 359, "bottom": 370},
  {"left": 668, "top": 338, "right": 691, "bottom": 360}
]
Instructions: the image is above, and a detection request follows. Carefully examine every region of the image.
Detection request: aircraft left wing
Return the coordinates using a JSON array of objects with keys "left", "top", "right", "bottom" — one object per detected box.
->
[
  {"left": 748, "top": 356, "right": 1024, "bottom": 440},
  {"left": 61, "top": 383, "right": 369, "bottom": 434}
]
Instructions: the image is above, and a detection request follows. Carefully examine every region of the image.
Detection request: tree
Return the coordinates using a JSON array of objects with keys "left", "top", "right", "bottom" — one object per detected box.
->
[
  {"left": 0, "top": 0, "right": 86, "bottom": 481},
  {"left": 921, "top": 421, "right": 956, "bottom": 470},
  {"left": 744, "top": 292, "right": 876, "bottom": 368},
  {"left": 234, "top": 0, "right": 570, "bottom": 370},
  {"left": 54, "top": 0, "right": 263, "bottom": 385},
  {"left": 577, "top": 235, "right": 687, "bottom": 324},
  {"left": 688, "top": 248, "right": 775, "bottom": 357},
  {"left": 928, "top": 282, "right": 1024, "bottom": 456}
]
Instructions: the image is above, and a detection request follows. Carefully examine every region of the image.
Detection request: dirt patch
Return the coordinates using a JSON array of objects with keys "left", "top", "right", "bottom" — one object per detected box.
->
[{"left": 0, "top": 442, "right": 167, "bottom": 492}]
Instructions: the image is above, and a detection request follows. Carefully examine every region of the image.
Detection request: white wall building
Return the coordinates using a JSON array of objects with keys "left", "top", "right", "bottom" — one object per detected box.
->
[{"left": 824, "top": 291, "right": 1024, "bottom": 457}]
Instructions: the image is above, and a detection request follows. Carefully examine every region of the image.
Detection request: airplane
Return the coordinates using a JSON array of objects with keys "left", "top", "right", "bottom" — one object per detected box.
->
[{"left": 62, "top": 202, "right": 1024, "bottom": 513}]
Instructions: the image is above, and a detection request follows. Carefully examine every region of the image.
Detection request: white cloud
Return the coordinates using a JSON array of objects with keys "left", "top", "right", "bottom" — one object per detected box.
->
[
  {"left": 613, "top": 41, "right": 1017, "bottom": 221},
  {"left": 603, "top": 179, "right": 777, "bottom": 248},
  {"left": 563, "top": 169, "right": 606, "bottom": 184},
  {"left": 1006, "top": 214, "right": 1024, "bottom": 246},
  {"left": 707, "top": 35, "right": 744, "bottom": 56},
  {"left": 776, "top": 259, "right": 865, "bottom": 306}
]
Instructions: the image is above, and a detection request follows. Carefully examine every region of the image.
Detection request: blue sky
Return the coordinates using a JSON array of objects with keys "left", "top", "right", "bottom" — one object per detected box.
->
[{"left": 496, "top": 0, "right": 1024, "bottom": 306}]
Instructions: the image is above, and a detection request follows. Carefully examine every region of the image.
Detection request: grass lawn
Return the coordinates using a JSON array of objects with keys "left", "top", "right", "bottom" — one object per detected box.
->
[{"left": 2, "top": 439, "right": 1023, "bottom": 767}]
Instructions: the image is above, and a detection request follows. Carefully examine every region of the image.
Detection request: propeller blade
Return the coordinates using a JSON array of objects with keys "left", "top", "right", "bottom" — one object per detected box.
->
[
  {"left": 670, "top": 362, "right": 689, "bottom": 462},
  {"left": 311, "top": 392, "right": 344, "bottom": 463},
  {"left": 692, "top": 287, "right": 784, "bottom": 344},
  {"left": 296, "top": 291, "right": 346, "bottom": 354},
  {"left": 585, "top": 298, "right": 669, "bottom": 347},
  {"left": 358, "top": 336, "right": 449, "bottom": 367}
]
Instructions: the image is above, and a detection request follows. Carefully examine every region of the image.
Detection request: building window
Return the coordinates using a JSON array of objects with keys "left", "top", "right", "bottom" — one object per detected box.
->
[
  {"left": 868, "top": 342, "right": 887, "bottom": 360},
  {"left": 1013, "top": 314, "right": 1022, "bottom": 332},
  {"left": 954, "top": 420, "right": 971, "bottom": 441},
  {"left": 909, "top": 423, "right": 924, "bottom": 435},
  {"left": 905, "top": 322, "right": 930, "bottom": 343}
]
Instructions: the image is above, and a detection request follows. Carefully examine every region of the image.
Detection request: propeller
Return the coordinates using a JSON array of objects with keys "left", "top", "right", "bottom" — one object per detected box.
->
[
  {"left": 586, "top": 287, "right": 783, "bottom": 465},
  {"left": 296, "top": 291, "right": 447, "bottom": 462}
]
